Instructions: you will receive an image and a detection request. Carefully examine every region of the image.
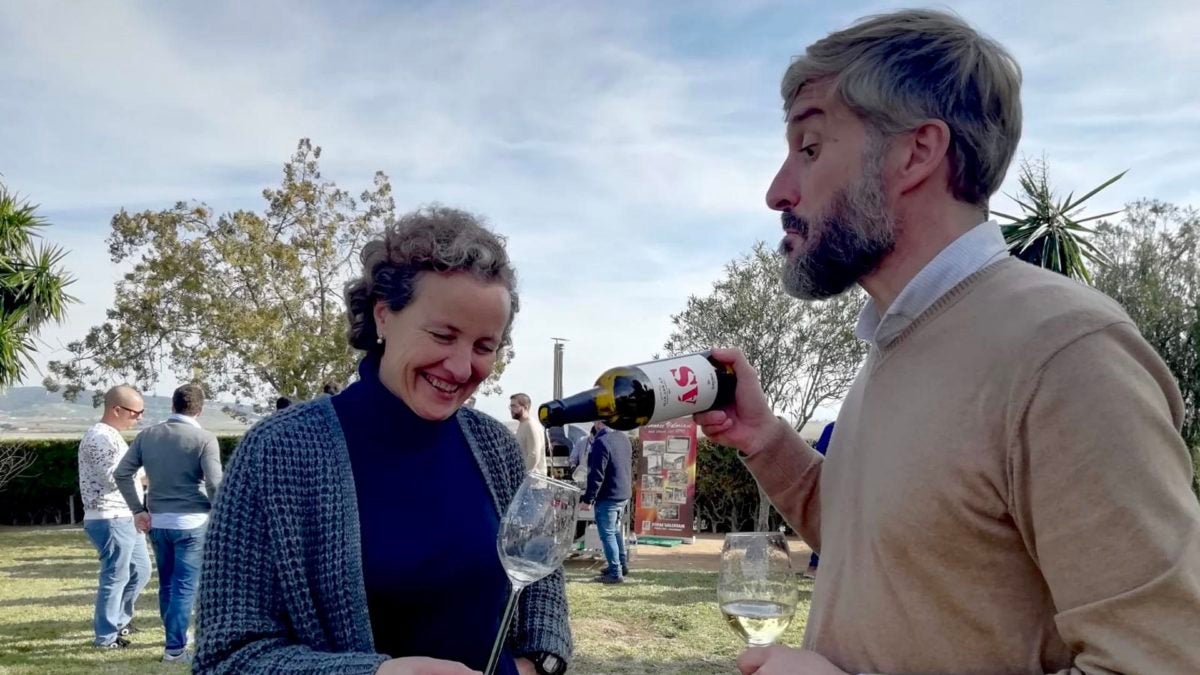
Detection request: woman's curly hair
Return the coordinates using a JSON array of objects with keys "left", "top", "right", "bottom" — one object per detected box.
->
[{"left": 345, "top": 205, "right": 519, "bottom": 353}]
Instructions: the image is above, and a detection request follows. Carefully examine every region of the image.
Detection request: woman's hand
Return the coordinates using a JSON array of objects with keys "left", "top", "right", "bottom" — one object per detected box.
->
[{"left": 376, "top": 656, "right": 481, "bottom": 675}]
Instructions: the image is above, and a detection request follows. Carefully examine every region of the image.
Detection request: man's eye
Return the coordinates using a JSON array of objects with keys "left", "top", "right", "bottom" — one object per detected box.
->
[{"left": 800, "top": 144, "right": 818, "bottom": 158}]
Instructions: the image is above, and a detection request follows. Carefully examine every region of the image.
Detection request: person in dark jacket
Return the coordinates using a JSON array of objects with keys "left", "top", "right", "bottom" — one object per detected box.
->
[
  {"left": 806, "top": 421, "right": 835, "bottom": 578},
  {"left": 580, "top": 421, "right": 633, "bottom": 584}
]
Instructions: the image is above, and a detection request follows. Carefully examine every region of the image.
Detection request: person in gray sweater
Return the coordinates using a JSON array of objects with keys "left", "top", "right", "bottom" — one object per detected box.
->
[{"left": 115, "top": 383, "right": 222, "bottom": 663}]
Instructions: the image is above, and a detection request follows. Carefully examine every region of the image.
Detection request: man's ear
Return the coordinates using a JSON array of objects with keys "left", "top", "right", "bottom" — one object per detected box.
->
[{"left": 890, "top": 119, "right": 952, "bottom": 195}]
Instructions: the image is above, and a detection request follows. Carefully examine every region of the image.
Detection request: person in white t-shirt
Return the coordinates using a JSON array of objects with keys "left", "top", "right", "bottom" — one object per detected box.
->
[
  {"left": 78, "top": 384, "right": 151, "bottom": 649},
  {"left": 509, "top": 393, "right": 547, "bottom": 476}
]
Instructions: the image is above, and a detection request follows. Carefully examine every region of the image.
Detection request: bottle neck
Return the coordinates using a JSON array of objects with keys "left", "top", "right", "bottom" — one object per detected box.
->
[{"left": 540, "top": 386, "right": 603, "bottom": 427}]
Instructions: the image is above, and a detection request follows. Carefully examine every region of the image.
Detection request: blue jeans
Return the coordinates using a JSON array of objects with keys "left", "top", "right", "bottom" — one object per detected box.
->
[
  {"left": 83, "top": 517, "right": 152, "bottom": 645},
  {"left": 594, "top": 499, "right": 628, "bottom": 578},
  {"left": 149, "top": 525, "right": 206, "bottom": 651}
]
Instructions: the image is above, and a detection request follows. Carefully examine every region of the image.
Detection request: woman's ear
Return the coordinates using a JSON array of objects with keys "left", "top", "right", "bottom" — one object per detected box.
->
[{"left": 373, "top": 301, "right": 389, "bottom": 335}]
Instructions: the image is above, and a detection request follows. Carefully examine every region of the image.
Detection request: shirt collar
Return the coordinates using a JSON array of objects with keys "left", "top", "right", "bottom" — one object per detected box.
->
[
  {"left": 168, "top": 413, "right": 203, "bottom": 428},
  {"left": 856, "top": 220, "right": 1008, "bottom": 348}
]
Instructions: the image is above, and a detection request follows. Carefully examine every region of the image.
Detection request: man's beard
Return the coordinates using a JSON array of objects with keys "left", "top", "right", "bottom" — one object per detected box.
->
[{"left": 779, "top": 144, "right": 895, "bottom": 300}]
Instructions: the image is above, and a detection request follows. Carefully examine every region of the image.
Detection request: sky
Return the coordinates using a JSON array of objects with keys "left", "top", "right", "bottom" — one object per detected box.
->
[{"left": 2, "top": 0, "right": 1199, "bottom": 424}]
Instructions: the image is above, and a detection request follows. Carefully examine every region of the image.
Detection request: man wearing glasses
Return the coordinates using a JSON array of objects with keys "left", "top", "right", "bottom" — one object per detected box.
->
[{"left": 78, "top": 384, "right": 151, "bottom": 649}]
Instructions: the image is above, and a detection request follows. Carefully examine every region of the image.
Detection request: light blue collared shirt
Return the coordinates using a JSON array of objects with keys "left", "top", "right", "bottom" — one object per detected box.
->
[
  {"left": 856, "top": 220, "right": 1009, "bottom": 348},
  {"left": 167, "top": 413, "right": 202, "bottom": 428}
]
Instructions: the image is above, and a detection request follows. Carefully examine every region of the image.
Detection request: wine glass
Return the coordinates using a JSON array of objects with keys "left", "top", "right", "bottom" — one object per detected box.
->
[
  {"left": 717, "top": 532, "right": 799, "bottom": 647},
  {"left": 485, "top": 472, "right": 581, "bottom": 675}
]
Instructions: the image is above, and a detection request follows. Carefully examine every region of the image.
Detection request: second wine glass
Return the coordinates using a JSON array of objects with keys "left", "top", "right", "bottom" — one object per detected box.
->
[{"left": 717, "top": 531, "right": 799, "bottom": 647}]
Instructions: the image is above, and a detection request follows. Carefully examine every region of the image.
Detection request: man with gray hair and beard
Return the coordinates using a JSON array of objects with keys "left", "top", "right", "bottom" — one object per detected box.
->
[{"left": 697, "top": 9, "right": 1200, "bottom": 675}]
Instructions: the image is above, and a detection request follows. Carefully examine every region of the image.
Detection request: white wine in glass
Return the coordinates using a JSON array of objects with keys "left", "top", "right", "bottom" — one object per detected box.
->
[
  {"left": 485, "top": 472, "right": 581, "bottom": 675},
  {"left": 718, "top": 532, "right": 799, "bottom": 647}
]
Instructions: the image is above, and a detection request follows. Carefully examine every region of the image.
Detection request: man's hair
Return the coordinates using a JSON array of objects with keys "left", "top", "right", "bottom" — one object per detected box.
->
[
  {"left": 275, "top": 396, "right": 292, "bottom": 411},
  {"left": 321, "top": 382, "right": 341, "bottom": 396},
  {"left": 781, "top": 9, "right": 1022, "bottom": 207},
  {"left": 510, "top": 393, "right": 531, "bottom": 409},
  {"left": 172, "top": 383, "right": 205, "bottom": 416},
  {"left": 103, "top": 384, "right": 140, "bottom": 409}
]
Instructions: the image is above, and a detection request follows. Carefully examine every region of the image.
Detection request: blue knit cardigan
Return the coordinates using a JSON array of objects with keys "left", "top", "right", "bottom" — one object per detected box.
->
[{"left": 192, "top": 398, "right": 572, "bottom": 673}]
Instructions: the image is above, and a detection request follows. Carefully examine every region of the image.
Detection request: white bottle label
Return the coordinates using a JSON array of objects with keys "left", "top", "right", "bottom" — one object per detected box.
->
[{"left": 637, "top": 354, "right": 721, "bottom": 423}]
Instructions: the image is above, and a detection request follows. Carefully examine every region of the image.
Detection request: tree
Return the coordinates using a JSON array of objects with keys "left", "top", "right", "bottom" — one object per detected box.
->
[
  {"left": 1092, "top": 200, "right": 1200, "bottom": 496},
  {"left": 46, "top": 139, "right": 511, "bottom": 413},
  {"left": 0, "top": 441, "right": 36, "bottom": 492},
  {"left": 994, "top": 156, "right": 1125, "bottom": 283},
  {"left": 693, "top": 439, "right": 762, "bottom": 532},
  {"left": 0, "top": 184, "right": 76, "bottom": 389},
  {"left": 664, "top": 242, "right": 867, "bottom": 530}
]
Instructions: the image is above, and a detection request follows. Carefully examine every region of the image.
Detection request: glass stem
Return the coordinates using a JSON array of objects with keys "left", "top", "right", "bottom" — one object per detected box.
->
[{"left": 484, "top": 583, "right": 523, "bottom": 675}]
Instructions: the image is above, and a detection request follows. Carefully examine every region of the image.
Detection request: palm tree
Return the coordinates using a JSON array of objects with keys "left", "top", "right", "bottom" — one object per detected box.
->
[
  {"left": 0, "top": 183, "right": 76, "bottom": 389},
  {"left": 994, "top": 157, "right": 1125, "bottom": 283}
]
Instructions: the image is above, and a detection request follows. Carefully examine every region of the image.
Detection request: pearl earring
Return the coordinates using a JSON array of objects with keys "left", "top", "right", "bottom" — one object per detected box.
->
[{"left": 376, "top": 336, "right": 384, "bottom": 345}]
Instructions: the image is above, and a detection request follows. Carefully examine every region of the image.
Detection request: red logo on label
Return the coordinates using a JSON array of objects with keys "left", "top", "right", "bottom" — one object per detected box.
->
[{"left": 671, "top": 367, "right": 700, "bottom": 404}]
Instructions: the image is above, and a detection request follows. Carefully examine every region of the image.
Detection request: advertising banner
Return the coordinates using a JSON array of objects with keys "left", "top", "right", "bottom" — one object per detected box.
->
[{"left": 633, "top": 418, "right": 696, "bottom": 538}]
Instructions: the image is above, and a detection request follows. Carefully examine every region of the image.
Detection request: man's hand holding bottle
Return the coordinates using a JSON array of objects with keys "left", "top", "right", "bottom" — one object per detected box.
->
[{"left": 692, "top": 348, "right": 791, "bottom": 457}]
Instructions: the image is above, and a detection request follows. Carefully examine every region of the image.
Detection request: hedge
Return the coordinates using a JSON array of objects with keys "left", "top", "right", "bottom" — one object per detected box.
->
[
  {"left": 2, "top": 434, "right": 783, "bottom": 532},
  {"left": 0, "top": 436, "right": 242, "bottom": 525}
]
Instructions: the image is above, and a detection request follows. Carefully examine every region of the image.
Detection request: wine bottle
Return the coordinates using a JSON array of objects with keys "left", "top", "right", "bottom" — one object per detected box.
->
[{"left": 538, "top": 351, "right": 736, "bottom": 430}]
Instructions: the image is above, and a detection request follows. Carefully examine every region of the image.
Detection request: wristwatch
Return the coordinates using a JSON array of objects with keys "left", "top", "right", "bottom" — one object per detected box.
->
[{"left": 529, "top": 652, "right": 566, "bottom": 675}]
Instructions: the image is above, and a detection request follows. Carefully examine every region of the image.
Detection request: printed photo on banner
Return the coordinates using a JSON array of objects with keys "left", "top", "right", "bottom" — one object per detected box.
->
[
  {"left": 664, "top": 488, "right": 687, "bottom": 504},
  {"left": 664, "top": 452, "right": 687, "bottom": 470},
  {"left": 644, "top": 451, "right": 663, "bottom": 473},
  {"left": 666, "top": 470, "right": 689, "bottom": 488},
  {"left": 642, "top": 474, "right": 665, "bottom": 490},
  {"left": 658, "top": 505, "right": 680, "bottom": 520}
]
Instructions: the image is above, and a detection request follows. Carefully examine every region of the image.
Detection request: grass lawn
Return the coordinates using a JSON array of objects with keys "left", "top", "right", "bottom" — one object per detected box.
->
[{"left": 0, "top": 526, "right": 813, "bottom": 674}]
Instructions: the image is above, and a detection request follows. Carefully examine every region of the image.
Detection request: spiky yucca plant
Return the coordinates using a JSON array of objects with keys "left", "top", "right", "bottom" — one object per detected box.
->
[
  {"left": 0, "top": 184, "right": 76, "bottom": 389},
  {"left": 995, "top": 157, "right": 1125, "bottom": 283}
]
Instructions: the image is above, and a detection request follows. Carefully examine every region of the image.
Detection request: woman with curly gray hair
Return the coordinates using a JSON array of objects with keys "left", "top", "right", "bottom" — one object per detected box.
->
[{"left": 194, "top": 206, "right": 571, "bottom": 675}]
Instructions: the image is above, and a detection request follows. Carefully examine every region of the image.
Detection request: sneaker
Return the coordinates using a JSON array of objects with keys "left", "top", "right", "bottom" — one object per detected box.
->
[
  {"left": 592, "top": 573, "right": 624, "bottom": 584},
  {"left": 621, "top": 564, "right": 629, "bottom": 577},
  {"left": 162, "top": 649, "right": 193, "bottom": 664},
  {"left": 118, "top": 623, "right": 141, "bottom": 637},
  {"left": 95, "top": 637, "right": 131, "bottom": 649}
]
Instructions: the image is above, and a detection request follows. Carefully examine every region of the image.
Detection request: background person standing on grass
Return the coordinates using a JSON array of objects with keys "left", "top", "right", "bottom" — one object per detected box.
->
[
  {"left": 115, "top": 383, "right": 222, "bottom": 663},
  {"left": 510, "top": 392, "right": 548, "bottom": 476},
  {"left": 77, "top": 384, "right": 151, "bottom": 650},
  {"left": 580, "top": 420, "right": 633, "bottom": 584}
]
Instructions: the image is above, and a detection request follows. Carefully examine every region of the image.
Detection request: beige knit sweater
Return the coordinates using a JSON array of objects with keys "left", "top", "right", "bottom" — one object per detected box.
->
[{"left": 746, "top": 258, "right": 1200, "bottom": 674}]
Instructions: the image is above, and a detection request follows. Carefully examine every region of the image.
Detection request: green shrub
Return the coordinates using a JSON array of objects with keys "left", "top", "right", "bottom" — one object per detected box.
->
[{"left": 0, "top": 436, "right": 242, "bottom": 525}]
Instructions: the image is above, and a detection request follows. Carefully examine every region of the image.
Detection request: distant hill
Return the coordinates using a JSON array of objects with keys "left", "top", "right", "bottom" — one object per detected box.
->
[{"left": 0, "top": 387, "right": 252, "bottom": 437}]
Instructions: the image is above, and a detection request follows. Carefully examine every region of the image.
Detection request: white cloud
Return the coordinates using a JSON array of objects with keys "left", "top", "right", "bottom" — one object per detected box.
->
[{"left": 2, "top": 0, "right": 1197, "bottom": 421}]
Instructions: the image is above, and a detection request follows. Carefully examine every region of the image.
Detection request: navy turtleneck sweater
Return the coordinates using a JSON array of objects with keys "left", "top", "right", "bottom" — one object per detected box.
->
[{"left": 332, "top": 358, "right": 516, "bottom": 674}]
